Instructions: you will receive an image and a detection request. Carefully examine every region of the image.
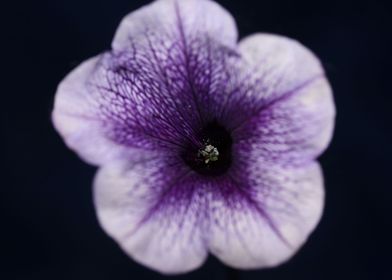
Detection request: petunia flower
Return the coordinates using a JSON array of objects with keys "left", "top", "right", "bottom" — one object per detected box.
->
[{"left": 52, "top": 0, "right": 335, "bottom": 275}]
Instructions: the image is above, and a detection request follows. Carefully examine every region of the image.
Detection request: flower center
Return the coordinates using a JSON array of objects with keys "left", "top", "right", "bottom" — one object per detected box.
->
[
  {"left": 198, "top": 144, "right": 219, "bottom": 164},
  {"left": 182, "top": 121, "right": 232, "bottom": 176}
]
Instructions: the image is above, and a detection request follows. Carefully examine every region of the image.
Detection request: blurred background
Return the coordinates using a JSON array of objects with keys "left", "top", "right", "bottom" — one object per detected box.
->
[{"left": 3, "top": 0, "right": 392, "bottom": 279}]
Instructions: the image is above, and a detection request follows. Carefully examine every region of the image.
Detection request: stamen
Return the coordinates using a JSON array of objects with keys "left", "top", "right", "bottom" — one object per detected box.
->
[{"left": 198, "top": 144, "right": 219, "bottom": 164}]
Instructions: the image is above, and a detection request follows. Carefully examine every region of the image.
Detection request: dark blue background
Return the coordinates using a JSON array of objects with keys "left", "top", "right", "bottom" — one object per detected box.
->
[{"left": 3, "top": 0, "right": 392, "bottom": 279}]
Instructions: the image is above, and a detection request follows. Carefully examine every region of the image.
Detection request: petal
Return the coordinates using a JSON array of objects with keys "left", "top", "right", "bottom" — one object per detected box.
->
[
  {"left": 94, "top": 157, "right": 208, "bottom": 274},
  {"left": 107, "top": 0, "right": 241, "bottom": 138},
  {"left": 208, "top": 162, "right": 324, "bottom": 268},
  {"left": 220, "top": 33, "right": 334, "bottom": 130},
  {"left": 112, "top": 0, "right": 238, "bottom": 51},
  {"left": 233, "top": 77, "right": 335, "bottom": 164},
  {"left": 52, "top": 55, "right": 132, "bottom": 165}
]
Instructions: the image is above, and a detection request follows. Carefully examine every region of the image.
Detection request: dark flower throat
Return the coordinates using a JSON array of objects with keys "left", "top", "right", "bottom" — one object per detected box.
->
[{"left": 182, "top": 121, "right": 232, "bottom": 176}]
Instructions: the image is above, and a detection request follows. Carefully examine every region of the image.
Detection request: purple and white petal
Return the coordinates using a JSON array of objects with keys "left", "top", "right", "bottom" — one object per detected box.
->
[
  {"left": 208, "top": 162, "right": 324, "bottom": 268},
  {"left": 94, "top": 156, "right": 209, "bottom": 274},
  {"left": 221, "top": 33, "right": 334, "bottom": 130},
  {"left": 108, "top": 0, "right": 240, "bottom": 136},
  {"left": 52, "top": 56, "right": 132, "bottom": 165},
  {"left": 112, "top": 0, "right": 238, "bottom": 51},
  {"left": 220, "top": 33, "right": 335, "bottom": 163},
  {"left": 233, "top": 77, "right": 335, "bottom": 165}
]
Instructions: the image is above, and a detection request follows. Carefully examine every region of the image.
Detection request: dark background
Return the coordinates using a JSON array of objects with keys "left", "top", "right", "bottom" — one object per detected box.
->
[{"left": 3, "top": 0, "right": 392, "bottom": 279}]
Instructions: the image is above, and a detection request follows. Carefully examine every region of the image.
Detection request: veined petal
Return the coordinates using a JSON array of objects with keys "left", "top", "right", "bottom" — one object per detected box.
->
[
  {"left": 208, "top": 162, "right": 324, "bottom": 268},
  {"left": 221, "top": 33, "right": 334, "bottom": 131},
  {"left": 52, "top": 55, "right": 131, "bottom": 165},
  {"left": 233, "top": 77, "right": 335, "bottom": 165},
  {"left": 109, "top": 0, "right": 240, "bottom": 133},
  {"left": 217, "top": 33, "right": 336, "bottom": 163},
  {"left": 112, "top": 0, "right": 238, "bottom": 51},
  {"left": 94, "top": 157, "right": 209, "bottom": 274}
]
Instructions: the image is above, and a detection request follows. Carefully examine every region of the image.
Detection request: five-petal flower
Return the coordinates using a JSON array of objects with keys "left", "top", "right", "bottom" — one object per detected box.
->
[{"left": 52, "top": 0, "right": 335, "bottom": 274}]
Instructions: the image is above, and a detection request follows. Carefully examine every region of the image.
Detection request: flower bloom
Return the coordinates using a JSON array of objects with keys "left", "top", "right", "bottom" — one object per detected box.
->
[{"left": 52, "top": 0, "right": 335, "bottom": 274}]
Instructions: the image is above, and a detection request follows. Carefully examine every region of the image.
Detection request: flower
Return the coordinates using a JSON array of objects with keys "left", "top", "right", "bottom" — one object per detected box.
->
[{"left": 52, "top": 0, "right": 335, "bottom": 275}]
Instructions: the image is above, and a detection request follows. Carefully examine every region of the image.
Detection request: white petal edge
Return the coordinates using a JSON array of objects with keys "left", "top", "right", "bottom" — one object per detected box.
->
[{"left": 237, "top": 33, "right": 329, "bottom": 106}]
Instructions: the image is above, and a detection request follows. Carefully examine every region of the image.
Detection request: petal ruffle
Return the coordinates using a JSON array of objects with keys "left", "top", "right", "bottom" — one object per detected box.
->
[
  {"left": 208, "top": 162, "right": 324, "bottom": 268},
  {"left": 94, "top": 156, "right": 209, "bottom": 274}
]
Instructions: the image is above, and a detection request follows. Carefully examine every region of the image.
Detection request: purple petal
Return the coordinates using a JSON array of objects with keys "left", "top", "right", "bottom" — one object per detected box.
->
[
  {"left": 208, "top": 162, "right": 324, "bottom": 268},
  {"left": 94, "top": 157, "right": 209, "bottom": 274}
]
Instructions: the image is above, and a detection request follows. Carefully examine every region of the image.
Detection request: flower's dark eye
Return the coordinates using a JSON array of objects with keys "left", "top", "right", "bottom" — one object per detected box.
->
[{"left": 182, "top": 121, "right": 232, "bottom": 176}]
